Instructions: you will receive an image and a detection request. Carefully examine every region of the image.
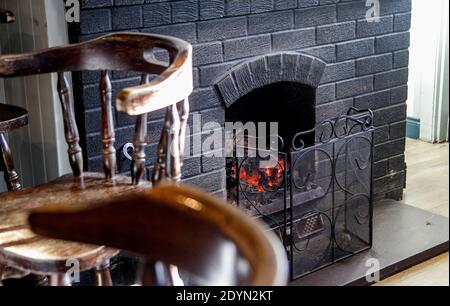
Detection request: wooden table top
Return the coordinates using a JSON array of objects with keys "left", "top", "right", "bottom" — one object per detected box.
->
[{"left": 0, "top": 104, "right": 28, "bottom": 133}]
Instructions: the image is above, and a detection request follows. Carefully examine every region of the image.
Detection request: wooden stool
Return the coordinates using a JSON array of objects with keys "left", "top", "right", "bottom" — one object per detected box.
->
[
  {"left": 0, "top": 33, "right": 193, "bottom": 286},
  {"left": 0, "top": 104, "right": 28, "bottom": 191}
]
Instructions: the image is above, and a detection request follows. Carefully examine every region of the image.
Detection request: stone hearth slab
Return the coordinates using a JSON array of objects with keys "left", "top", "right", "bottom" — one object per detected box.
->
[{"left": 290, "top": 200, "right": 450, "bottom": 286}]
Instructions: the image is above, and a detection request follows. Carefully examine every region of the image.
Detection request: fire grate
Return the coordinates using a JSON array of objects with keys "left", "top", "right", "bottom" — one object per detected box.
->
[{"left": 227, "top": 108, "right": 375, "bottom": 280}]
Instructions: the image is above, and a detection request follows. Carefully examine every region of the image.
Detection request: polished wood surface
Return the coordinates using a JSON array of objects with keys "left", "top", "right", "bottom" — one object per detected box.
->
[
  {"left": 0, "top": 134, "right": 21, "bottom": 191},
  {"left": 0, "top": 8, "right": 14, "bottom": 24},
  {"left": 57, "top": 72, "right": 83, "bottom": 177},
  {"left": 0, "top": 33, "right": 193, "bottom": 285},
  {"left": 0, "top": 103, "right": 28, "bottom": 192},
  {"left": 377, "top": 139, "right": 449, "bottom": 286},
  {"left": 100, "top": 71, "right": 116, "bottom": 180},
  {"left": 0, "top": 104, "right": 28, "bottom": 133},
  {"left": 0, "top": 173, "right": 151, "bottom": 274},
  {"left": 0, "top": 32, "right": 193, "bottom": 116},
  {"left": 28, "top": 183, "right": 288, "bottom": 286}
]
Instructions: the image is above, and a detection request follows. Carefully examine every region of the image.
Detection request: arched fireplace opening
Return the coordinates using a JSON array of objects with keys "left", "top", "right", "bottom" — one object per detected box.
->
[{"left": 226, "top": 81, "right": 316, "bottom": 152}]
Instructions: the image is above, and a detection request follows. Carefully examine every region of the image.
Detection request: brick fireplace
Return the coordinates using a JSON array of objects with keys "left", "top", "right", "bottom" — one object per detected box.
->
[{"left": 72, "top": 0, "right": 411, "bottom": 202}]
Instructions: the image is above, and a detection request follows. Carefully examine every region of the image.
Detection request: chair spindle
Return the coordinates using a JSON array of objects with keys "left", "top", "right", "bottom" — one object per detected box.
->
[
  {"left": 131, "top": 74, "right": 151, "bottom": 185},
  {"left": 177, "top": 99, "right": 190, "bottom": 167},
  {"left": 0, "top": 133, "right": 21, "bottom": 191},
  {"left": 100, "top": 71, "right": 116, "bottom": 180},
  {"left": 57, "top": 72, "right": 83, "bottom": 177}
]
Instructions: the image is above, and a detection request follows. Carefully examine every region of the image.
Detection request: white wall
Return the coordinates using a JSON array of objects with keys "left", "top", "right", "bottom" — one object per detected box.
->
[
  {"left": 0, "top": 0, "right": 70, "bottom": 191},
  {"left": 408, "top": 0, "right": 449, "bottom": 142}
]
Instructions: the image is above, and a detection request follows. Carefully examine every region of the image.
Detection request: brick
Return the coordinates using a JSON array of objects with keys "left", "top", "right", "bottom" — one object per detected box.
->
[
  {"left": 302, "top": 45, "right": 336, "bottom": 63},
  {"left": 374, "top": 138, "right": 406, "bottom": 161},
  {"left": 354, "top": 90, "right": 391, "bottom": 110},
  {"left": 390, "top": 121, "right": 407, "bottom": 140},
  {"left": 190, "top": 88, "right": 222, "bottom": 112},
  {"left": 374, "top": 125, "right": 390, "bottom": 144},
  {"left": 374, "top": 68, "right": 409, "bottom": 90},
  {"left": 317, "top": 21, "right": 356, "bottom": 44},
  {"left": 356, "top": 53, "right": 392, "bottom": 76},
  {"left": 142, "top": 23, "right": 197, "bottom": 44},
  {"left": 248, "top": 10, "right": 294, "bottom": 34},
  {"left": 380, "top": 0, "right": 412, "bottom": 15},
  {"left": 274, "top": 0, "right": 297, "bottom": 10},
  {"left": 316, "top": 83, "right": 336, "bottom": 105},
  {"left": 295, "top": 5, "right": 336, "bottom": 28},
  {"left": 336, "top": 76, "right": 373, "bottom": 99},
  {"left": 374, "top": 171, "right": 405, "bottom": 194},
  {"left": 193, "top": 42, "right": 223, "bottom": 66},
  {"left": 374, "top": 160, "right": 388, "bottom": 178},
  {"left": 321, "top": 60, "right": 355, "bottom": 84},
  {"left": 216, "top": 74, "right": 240, "bottom": 107},
  {"left": 225, "top": 0, "right": 251, "bottom": 16},
  {"left": 272, "top": 28, "right": 315, "bottom": 51},
  {"left": 202, "top": 155, "right": 226, "bottom": 173},
  {"left": 182, "top": 157, "right": 202, "bottom": 179},
  {"left": 115, "top": 0, "right": 143, "bottom": 6},
  {"left": 112, "top": 5, "right": 142, "bottom": 30},
  {"left": 183, "top": 169, "right": 226, "bottom": 193},
  {"left": 316, "top": 98, "right": 354, "bottom": 122},
  {"left": 357, "top": 15, "right": 393, "bottom": 38},
  {"left": 143, "top": 3, "right": 171, "bottom": 27},
  {"left": 394, "top": 50, "right": 409, "bottom": 68},
  {"left": 251, "top": 0, "right": 274, "bottom": 13},
  {"left": 223, "top": 35, "right": 271, "bottom": 60},
  {"left": 391, "top": 85, "right": 408, "bottom": 105},
  {"left": 199, "top": 62, "right": 236, "bottom": 86},
  {"left": 373, "top": 104, "right": 407, "bottom": 127},
  {"left": 81, "top": 0, "right": 113, "bottom": 8},
  {"left": 394, "top": 12, "right": 412, "bottom": 32},
  {"left": 337, "top": 38, "right": 374, "bottom": 61},
  {"left": 200, "top": 0, "right": 225, "bottom": 20},
  {"left": 376, "top": 32, "right": 410, "bottom": 53},
  {"left": 337, "top": 1, "right": 367, "bottom": 22},
  {"left": 80, "top": 9, "right": 111, "bottom": 34},
  {"left": 198, "top": 17, "right": 247, "bottom": 42},
  {"left": 172, "top": 0, "right": 199, "bottom": 23},
  {"left": 298, "top": 0, "right": 318, "bottom": 8}
]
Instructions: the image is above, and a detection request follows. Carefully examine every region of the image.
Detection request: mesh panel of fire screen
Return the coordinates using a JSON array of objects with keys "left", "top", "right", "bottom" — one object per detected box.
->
[{"left": 288, "top": 108, "right": 374, "bottom": 279}]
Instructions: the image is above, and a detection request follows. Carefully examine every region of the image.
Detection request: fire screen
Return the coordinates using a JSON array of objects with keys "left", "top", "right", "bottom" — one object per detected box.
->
[{"left": 227, "top": 108, "right": 374, "bottom": 280}]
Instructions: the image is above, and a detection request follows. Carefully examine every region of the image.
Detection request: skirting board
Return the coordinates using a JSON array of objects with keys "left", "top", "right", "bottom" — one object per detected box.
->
[
  {"left": 406, "top": 117, "right": 421, "bottom": 140},
  {"left": 290, "top": 200, "right": 450, "bottom": 286}
]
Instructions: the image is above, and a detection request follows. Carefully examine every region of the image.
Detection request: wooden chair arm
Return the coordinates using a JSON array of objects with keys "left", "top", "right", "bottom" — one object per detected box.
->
[
  {"left": 28, "top": 183, "right": 288, "bottom": 286},
  {"left": 0, "top": 33, "right": 193, "bottom": 115}
]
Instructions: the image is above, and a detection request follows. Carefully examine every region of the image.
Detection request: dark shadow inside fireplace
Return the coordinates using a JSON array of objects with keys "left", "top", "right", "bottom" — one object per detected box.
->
[
  {"left": 225, "top": 81, "right": 316, "bottom": 150},
  {"left": 225, "top": 81, "right": 318, "bottom": 221}
]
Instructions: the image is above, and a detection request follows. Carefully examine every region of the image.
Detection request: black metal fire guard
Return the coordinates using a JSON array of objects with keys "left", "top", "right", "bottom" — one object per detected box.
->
[{"left": 227, "top": 108, "right": 375, "bottom": 280}]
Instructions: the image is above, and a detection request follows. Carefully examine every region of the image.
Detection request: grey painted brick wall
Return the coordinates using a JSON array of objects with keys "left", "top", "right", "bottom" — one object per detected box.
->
[{"left": 73, "top": 0, "right": 412, "bottom": 201}]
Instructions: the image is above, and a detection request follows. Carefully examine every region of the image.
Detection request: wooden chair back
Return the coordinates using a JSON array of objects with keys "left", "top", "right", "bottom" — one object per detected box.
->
[
  {"left": 0, "top": 33, "right": 193, "bottom": 184},
  {"left": 28, "top": 184, "right": 288, "bottom": 286}
]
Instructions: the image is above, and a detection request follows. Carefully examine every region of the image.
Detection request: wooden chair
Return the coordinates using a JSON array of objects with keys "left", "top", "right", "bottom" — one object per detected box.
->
[
  {"left": 0, "top": 33, "right": 193, "bottom": 286},
  {"left": 0, "top": 104, "right": 28, "bottom": 192},
  {"left": 28, "top": 183, "right": 288, "bottom": 286}
]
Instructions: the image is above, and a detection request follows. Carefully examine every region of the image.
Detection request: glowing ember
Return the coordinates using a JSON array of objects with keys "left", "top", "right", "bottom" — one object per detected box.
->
[{"left": 232, "top": 159, "right": 286, "bottom": 192}]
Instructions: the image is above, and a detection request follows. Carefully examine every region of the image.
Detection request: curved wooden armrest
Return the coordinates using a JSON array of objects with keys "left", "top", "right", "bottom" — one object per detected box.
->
[
  {"left": 0, "top": 8, "right": 14, "bottom": 23},
  {"left": 0, "top": 33, "right": 193, "bottom": 115},
  {"left": 28, "top": 184, "right": 288, "bottom": 286}
]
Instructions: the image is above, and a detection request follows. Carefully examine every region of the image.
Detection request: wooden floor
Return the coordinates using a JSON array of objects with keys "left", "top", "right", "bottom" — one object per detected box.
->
[{"left": 376, "top": 139, "right": 449, "bottom": 286}]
